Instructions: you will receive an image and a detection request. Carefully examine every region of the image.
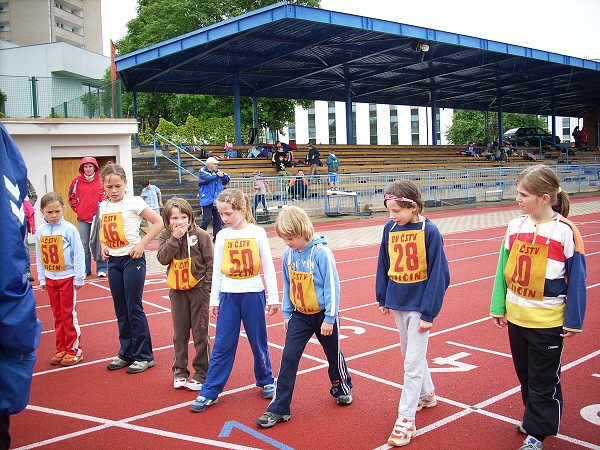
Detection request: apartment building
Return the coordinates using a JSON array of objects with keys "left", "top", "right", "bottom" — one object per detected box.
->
[{"left": 0, "top": 0, "right": 102, "bottom": 54}]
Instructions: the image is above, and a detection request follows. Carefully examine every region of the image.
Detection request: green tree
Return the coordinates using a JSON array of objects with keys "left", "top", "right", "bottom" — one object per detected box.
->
[
  {"left": 446, "top": 110, "right": 544, "bottom": 145},
  {"left": 116, "top": 0, "right": 319, "bottom": 141}
]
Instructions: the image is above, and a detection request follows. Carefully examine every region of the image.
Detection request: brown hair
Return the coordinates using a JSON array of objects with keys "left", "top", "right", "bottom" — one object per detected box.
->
[
  {"left": 516, "top": 165, "right": 570, "bottom": 217},
  {"left": 100, "top": 162, "right": 127, "bottom": 183},
  {"left": 216, "top": 188, "right": 255, "bottom": 224},
  {"left": 383, "top": 180, "right": 424, "bottom": 214},
  {"left": 275, "top": 206, "right": 314, "bottom": 240},
  {"left": 40, "top": 192, "right": 64, "bottom": 210},
  {"left": 162, "top": 197, "right": 197, "bottom": 232}
]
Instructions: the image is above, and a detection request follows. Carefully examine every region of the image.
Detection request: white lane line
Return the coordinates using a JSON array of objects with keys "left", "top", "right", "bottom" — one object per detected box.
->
[{"left": 445, "top": 341, "right": 512, "bottom": 358}]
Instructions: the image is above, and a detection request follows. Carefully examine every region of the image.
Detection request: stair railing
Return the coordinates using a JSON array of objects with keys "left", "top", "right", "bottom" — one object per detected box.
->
[{"left": 153, "top": 133, "right": 204, "bottom": 183}]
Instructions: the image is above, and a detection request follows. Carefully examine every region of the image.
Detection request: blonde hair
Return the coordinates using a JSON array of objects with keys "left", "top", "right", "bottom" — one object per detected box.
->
[
  {"left": 516, "top": 165, "right": 570, "bottom": 217},
  {"left": 216, "top": 188, "right": 255, "bottom": 224},
  {"left": 384, "top": 180, "right": 424, "bottom": 214},
  {"left": 162, "top": 197, "right": 197, "bottom": 232},
  {"left": 100, "top": 162, "right": 127, "bottom": 183},
  {"left": 275, "top": 206, "right": 314, "bottom": 240},
  {"left": 40, "top": 192, "right": 64, "bottom": 210}
]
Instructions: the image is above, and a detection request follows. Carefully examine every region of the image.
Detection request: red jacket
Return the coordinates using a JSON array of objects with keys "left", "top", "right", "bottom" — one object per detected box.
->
[{"left": 68, "top": 157, "right": 105, "bottom": 222}]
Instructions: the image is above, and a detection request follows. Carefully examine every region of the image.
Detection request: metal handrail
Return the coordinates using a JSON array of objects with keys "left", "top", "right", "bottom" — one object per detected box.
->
[{"left": 152, "top": 133, "right": 206, "bottom": 183}]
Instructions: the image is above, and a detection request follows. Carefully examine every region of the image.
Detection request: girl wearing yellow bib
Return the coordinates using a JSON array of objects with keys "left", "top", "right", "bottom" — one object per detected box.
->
[
  {"left": 375, "top": 181, "right": 450, "bottom": 447},
  {"left": 190, "top": 189, "right": 280, "bottom": 413},
  {"left": 157, "top": 198, "right": 213, "bottom": 391},
  {"left": 257, "top": 206, "right": 352, "bottom": 429},
  {"left": 35, "top": 193, "right": 86, "bottom": 366},
  {"left": 100, "top": 164, "right": 164, "bottom": 375},
  {"left": 491, "top": 165, "right": 586, "bottom": 450}
]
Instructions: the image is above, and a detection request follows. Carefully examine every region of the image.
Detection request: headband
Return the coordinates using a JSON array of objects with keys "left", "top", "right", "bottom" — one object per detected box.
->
[{"left": 384, "top": 193, "right": 415, "bottom": 203}]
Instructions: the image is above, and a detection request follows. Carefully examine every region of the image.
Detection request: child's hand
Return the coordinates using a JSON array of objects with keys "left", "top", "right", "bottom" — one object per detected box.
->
[
  {"left": 492, "top": 316, "right": 507, "bottom": 329},
  {"left": 283, "top": 318, "right": 289, "bottom": 332},
  {"left": 171, "top": 223, "right": 186, "bottom": 239},
  {"left": 129, "top": 242, "right": 145, "bottom": 259},
  {"left": 101, "top": 246, "right": 110, "bottom": 260},
  {"left": 210, "top": 306, "right": 219, "bottom": 318},
  {"left": 560, "top": 330, "right": 577, "bottom": 338},
  {"left": 379, "top": 306, "right": 389, "bottom": 315},
  {"left": 418, "top": 320, "right": 432, "bottom": 333},
  {"left": 320, "top": 321, "right": 333, "bottom": 336},
  {"left": 40, "top": 284, "right": 46, "bottom": 291},
  {"left": 266, "top": 304, "right": 280, "bottom": 316}
]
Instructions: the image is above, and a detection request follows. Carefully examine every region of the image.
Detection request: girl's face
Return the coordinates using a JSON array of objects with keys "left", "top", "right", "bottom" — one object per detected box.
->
[
  {"left": 386, "top": 200, "right": 419, "bottom": 226},
  {"left": 41, "top": 200, "right": 64, "bottom": 225},
  {"left": 217, "top": 200, "right": 246, "bottom": 230},
  {"left": 168, "top": 206, "right": 189, "bottom": 231},
  {"left": 103, "top": 174, "right": 126, "bottom": 202},
  {"left": 281, "top": 234, "right": 310, "bottom": 251},
  {"left": 516, "top": 183, "right": 551, "bottom": 220}
]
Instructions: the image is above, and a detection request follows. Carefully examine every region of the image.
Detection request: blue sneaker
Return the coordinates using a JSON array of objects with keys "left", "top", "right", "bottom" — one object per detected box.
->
[
  {"left": 262, "top": 384, "right": 276, "bottom": 399},
  {"left": 189, "top": 395, "right": 218, "bottom": 412}
]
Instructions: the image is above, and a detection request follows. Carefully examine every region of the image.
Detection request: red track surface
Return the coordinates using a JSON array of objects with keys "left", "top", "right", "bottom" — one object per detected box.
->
[{"left": 11, "top": 200, "right": 600, "bottom": 449}]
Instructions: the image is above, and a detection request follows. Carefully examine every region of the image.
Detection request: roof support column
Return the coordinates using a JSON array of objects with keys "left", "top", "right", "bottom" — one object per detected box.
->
[
  {"left": 132, "top": 91, "right": 139, "bottom": 147},
  {"left": 551, "top": 103, "right": 557, "bottom": 146},
  {"left": 345, "top": 82, "right": 354, "bottom": 145},
  {"left": 497, "top": 95, "right": 504, "bottom": 143},
  {"left": 252, "top": 97, "right": 258, "bottom": 128},
  {"left": 430, "top": 88, "right": 437, "bottom": 146},
  {"left": 233, "top": 77, "right": 242, "bottom": 145}
]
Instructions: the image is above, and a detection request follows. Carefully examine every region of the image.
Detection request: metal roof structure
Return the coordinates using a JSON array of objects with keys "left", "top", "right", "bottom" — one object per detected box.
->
[{"left": 116, "top": 2, "right": 600, "bottom": 119}]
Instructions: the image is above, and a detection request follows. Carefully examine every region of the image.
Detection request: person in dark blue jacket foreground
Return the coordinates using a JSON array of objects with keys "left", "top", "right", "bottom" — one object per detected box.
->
[{"left": 0, "top": 123, "right": 42, "bottom": 450}]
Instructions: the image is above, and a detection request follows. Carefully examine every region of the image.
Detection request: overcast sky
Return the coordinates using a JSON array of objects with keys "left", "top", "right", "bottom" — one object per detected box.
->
[{"left": 102, "top": 0, "right": 600, "bottom": 61}]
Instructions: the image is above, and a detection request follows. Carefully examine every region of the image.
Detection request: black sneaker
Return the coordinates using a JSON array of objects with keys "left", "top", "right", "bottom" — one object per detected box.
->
[
  {"left": 256, "top": 411, "right": 291, "bottom": 428},
  {"left": 336, "top": 393, "right": 353, "bottom": 405}
]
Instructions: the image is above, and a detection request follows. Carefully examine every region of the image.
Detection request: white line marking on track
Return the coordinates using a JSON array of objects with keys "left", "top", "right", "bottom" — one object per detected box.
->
[{"left": 445, "top": 341, "right": 512, "bottom": 358}]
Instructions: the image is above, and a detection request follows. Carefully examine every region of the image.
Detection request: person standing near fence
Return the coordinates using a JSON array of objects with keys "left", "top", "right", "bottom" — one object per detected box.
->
[
  {"left": 198, "top": 157, "right": 230, "bottom": 242},
  {"left": 325, "top": 149, "right": 340, "bottom": 190},
  {"left": 68, "top": 157, "right": 108, "bottom": 277},
  {"left": 252, "top": 170, "right": 271, "bottom": 216}
]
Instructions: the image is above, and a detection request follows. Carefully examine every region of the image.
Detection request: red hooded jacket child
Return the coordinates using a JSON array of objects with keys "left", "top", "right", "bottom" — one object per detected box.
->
[{"left": 68, "top": 157, "right": 105, "bottom": 223}]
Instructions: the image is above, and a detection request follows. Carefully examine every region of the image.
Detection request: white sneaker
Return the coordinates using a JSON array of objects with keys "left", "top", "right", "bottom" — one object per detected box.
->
[
  {"left": 186, "top": 379, "right": 203, "bottom": 391},
  {"left": 174, "top": 377, "right": 187, "bottom": 389},
  {"left": 97, "top": 271, "right": 107, "bottom": 277},
  {"left": 388, "top": 417, "right": 416, "bottom": 447}
]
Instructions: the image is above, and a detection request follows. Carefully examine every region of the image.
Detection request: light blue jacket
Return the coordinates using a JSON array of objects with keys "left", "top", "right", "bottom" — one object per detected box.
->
[
  {"left": 281, "top": 235, "right": 341, "bottom": 323},
  {"left": 35, "top": 218, "right": 86, "bottom": 286}
]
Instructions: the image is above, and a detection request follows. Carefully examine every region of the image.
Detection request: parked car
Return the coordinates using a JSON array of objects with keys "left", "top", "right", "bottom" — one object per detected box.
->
[{"left": 503, "top": 127, "right": 561, "bottom": 147}]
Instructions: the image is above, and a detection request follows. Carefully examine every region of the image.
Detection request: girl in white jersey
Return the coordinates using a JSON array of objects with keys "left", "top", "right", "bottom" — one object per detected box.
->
[
  {"left": 190, "top": 188, "right": 280, "bottom": 412},
  {"left": 99, "top": 163, "right": 164, "bottom": 374}
]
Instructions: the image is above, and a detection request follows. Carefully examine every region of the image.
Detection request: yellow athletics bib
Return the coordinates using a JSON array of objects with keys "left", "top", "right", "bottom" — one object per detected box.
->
[
  {"left": 166, "top": 234, "right": 201, "bottom": 290},
  {"left": 387, "top": 228, "right": 428, "bottom": 284},
  {"left": 289, "top": 266, "right": 321, "bottom": 314},
  {"left": 39, "top": 235, "right": 66, "bottom": 272},
  {"left": 504, "top": 238, "right": 548, "bottom": 301},
  {"left": 100, "top": 211, "right": 129, "bottom": 249},
  {"left": 221, "top": 237, "right": 261, "bottom": 279}
]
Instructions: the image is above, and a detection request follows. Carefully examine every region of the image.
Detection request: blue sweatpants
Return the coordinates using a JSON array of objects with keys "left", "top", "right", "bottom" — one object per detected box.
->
[
  {"left": 267, "top": 310, "right": 352, "bottom": 416},
  {"left": 107, "top": 255, "right": 154, "bottom": 362},
  {"left": 200, "top": 291, "right": 274, "bottom": 400}
]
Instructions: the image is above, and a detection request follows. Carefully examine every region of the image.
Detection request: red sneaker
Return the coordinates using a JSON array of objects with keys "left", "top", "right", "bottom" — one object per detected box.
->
[{"left": 60, "top": 353, "right": 83, "bottom": 366}]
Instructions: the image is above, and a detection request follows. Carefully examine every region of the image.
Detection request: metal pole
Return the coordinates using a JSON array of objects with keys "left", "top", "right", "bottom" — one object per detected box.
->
[{"left": 30, "top": 77, "right": 38, "bottom": 118}]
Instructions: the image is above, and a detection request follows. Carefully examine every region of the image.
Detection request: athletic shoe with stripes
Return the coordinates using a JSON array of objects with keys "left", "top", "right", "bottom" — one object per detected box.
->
[
  {"left": 388, "top": 416, "right": 416, "bottom": 447},
  {"left": 416, "top": 393, "right": 437, "bottom": 411}
]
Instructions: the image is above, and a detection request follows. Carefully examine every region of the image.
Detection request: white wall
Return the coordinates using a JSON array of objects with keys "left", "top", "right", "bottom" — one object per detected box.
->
[{"left": 1, "top": 118, "right": 138, "bottom": 238}]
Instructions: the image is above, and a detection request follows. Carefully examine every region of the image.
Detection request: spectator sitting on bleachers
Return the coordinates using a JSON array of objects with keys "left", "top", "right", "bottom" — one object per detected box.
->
[
  {"left": 271, "top": 141, "right": 295, "bottom": 166},
  {"left": 275, "top": 154, "right": 292, "bottom": 176}
]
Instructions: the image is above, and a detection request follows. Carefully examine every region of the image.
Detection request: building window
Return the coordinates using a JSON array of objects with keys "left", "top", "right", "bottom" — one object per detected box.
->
[
  {"left": 288, "top": 123, "right": 296, "bottom": 142},
  {"left": 308, "top": 102, "right": 316, "bottom": 144},
  {"left": 390, "top": 106, "right": 398, "bottom": 145},
  {"left": 562, "top": 118, "right": 571, "bottom": 143},
  {"left": 369, "top": 103, "right": 377, "bottom": 145},
  {"left": 352, "top": 103, "right": 356, "bottom": 143},
  {"left": 411, "top": 108, "right": 419, "bottom": 145},
  {"left": 434, "top": 107, "right": 441, "bottom": 145},
  {"left": 328, "top": 101, "right": 336, "bottom": 144}
]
